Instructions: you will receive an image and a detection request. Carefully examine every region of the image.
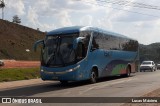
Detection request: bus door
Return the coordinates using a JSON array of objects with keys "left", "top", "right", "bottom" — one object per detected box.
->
[{"left": 73, "top": 37, "right": 89, "bottom": 79}]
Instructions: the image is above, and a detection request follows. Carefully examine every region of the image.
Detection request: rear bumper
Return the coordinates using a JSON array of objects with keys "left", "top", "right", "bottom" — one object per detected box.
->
[{"left": 140, "top": 67, "right": 152, "bottom": 70}]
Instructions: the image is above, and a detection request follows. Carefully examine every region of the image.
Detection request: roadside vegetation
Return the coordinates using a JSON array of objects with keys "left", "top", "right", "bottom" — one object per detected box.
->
[{"left": 0, "top": 68, "right": 40, "bottom": 82}]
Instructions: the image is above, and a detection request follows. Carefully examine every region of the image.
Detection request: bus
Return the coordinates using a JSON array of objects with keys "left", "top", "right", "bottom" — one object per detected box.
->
[{"left": 34, "top": 26, "right": 139, "bottom": 84}]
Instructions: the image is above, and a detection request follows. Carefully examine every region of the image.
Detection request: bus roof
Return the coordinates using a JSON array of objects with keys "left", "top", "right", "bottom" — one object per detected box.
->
[
  {"left": 47, "top": 26, "right": 82, "bottom": 35},
  {"left": 46, "top": 26, "right": 136, "bottom": 41}
]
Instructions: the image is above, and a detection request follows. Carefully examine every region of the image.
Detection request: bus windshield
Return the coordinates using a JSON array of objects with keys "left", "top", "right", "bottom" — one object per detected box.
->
[{"left": 41, "top": 32, "right": 90, "bottom": 67}]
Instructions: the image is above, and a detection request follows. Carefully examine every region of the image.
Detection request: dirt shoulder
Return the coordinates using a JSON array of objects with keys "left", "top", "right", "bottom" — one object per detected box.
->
[{"left": 0, "top": 60, "right": 40, "bottom": 68}]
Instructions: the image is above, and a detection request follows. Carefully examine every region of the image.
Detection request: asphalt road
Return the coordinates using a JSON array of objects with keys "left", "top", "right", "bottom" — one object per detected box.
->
[{"left": 1, "top": 70, "right": 160, "bottom": 106}]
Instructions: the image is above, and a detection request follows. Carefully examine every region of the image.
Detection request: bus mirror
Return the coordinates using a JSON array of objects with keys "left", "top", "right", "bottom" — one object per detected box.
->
[
  {"left": 73, "top": 37, "right": 85, "bottom": 50},
  {"left": 33, "top": 40, "right": 44, "bottom": 52}
]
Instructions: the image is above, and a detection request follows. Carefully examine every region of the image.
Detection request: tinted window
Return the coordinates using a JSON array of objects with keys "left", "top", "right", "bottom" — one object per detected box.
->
[
  {"left": 92, "top": 32, "right": 101, "bottom": 49},
  {"left": 106, "top": 35, "right": 120, "bottom": 50},
  {"left": 120, "top": 39, "right": 138, "bottom": 52},
  {"left": 92, "top": 32, "right": 120, "bottom": 50},
  {"left": 92, "top": 31, "right": 138, "bottom": 52}
]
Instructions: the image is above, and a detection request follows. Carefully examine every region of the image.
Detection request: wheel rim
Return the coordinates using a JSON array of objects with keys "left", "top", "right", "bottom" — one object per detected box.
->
[{"left": 91, "top": 71, "right": 96, "bottom": 82}]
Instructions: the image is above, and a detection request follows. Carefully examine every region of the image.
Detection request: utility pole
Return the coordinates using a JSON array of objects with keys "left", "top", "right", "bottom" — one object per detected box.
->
[{"left": 0, "top": 0, "right": 5, "bottom": 20}]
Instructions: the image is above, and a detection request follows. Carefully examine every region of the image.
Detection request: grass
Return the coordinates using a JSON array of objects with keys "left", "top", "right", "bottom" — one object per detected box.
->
[{"left": 0, "top": 68, "right": 40, "bottom": 82}]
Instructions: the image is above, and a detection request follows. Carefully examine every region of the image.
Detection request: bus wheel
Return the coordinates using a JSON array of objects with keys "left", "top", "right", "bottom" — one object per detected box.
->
[
  {"left": 60, "top": 80, "right": 68, "bottom": 84},
  {"left": 90, "top": 70, "right": 97, "bottom": 84}
]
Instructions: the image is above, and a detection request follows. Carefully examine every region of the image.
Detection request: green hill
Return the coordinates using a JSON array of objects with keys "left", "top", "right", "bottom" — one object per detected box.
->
[
  {"left": 139, "top": 43, "right": 160, "bottom": 63},
  {"left": 0, "top": 19, "right": 45, "bottom": 60}
]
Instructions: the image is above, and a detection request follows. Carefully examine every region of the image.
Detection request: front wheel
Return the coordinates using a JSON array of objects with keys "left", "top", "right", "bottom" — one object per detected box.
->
[{"left": 90, "top": 70, "right": 97, "bottom": 84}]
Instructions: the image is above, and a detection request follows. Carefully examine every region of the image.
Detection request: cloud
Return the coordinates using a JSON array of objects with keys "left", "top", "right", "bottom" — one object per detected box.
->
[
  {"left": 80, "top": 15, "right": 93, "bottom": 26},
  {"left": 25, "top": 0, "right": 108, "bottom": 30},
  {"left": 27, "top": 6, "right": 38, "bottom": 26},
  {"left": 58, "top": 10, "right": 72, "bottom": 27},
  {"left": 50, "top": 0, "right": 99, "bottom": 12},
  {"left": 26, "top": 6, "right": 56, "bottom": 31},
  {"left": 23, "top": 0, "right": 101, "bottom": 29},
  {"left": 93, "top": 18, "right": 113, "bottom": 30},
  {"left": 5, "top": 0, "right": 25, "bottom": 16},
  {"left": 108, "top": 0, "right": 160, "bottom": 22}
]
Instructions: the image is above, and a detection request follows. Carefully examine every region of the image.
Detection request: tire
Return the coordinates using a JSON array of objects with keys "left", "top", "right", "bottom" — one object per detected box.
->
[{"left": 90, "top": 70, "right": 97, "bottom": 84}]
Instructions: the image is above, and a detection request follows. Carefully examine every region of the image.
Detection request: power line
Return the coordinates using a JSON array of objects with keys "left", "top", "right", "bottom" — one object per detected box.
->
[
  {"left": 78, "top": 0, "right": 160, "bottom": 18},
  {"left": 97, "top": 0, "right": 160, "bottom": 10}
]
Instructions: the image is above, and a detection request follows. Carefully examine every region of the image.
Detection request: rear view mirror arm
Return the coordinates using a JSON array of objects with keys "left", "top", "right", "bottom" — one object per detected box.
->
[{"left": 33, "top": 40, "right": 44, "bottom": 52}]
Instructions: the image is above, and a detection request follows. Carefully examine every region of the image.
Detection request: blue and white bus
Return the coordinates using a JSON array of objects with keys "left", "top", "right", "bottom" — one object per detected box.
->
[{"left": 34, "top": 26, "right": 139, "bottom": 83}]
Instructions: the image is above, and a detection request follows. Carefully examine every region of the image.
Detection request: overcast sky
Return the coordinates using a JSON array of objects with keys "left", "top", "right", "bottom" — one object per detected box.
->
[{"left": 2, "top": 0, "right": 160, "bottom": 45}]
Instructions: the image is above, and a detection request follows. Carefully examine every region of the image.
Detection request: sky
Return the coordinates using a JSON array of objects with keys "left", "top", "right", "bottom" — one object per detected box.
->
[{"left": 1, "top": 0, "right": 160, "bottom": 45}]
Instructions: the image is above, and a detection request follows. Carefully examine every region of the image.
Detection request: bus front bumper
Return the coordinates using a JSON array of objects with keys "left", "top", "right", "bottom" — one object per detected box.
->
[{"left": 40, "top": 65, "right": 81, "bottom": 81}]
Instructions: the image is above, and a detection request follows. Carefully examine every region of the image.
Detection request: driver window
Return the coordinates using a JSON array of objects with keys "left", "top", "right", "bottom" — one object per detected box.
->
[
  {"left": 91, "top": 32, "right": 99, "bottom": 50},
  {"left": 77, "top": 42, "right": 86, "bottom": 60}
]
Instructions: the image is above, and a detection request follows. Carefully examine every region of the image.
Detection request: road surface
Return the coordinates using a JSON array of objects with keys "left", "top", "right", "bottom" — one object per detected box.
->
[{"left": 0, "top": 70, "right": 160, "bottom": 106}]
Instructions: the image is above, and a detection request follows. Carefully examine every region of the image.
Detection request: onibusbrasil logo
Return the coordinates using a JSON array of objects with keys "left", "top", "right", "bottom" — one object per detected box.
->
[{"left": 2, "top": 98, "right": 42, "bottom": 104}]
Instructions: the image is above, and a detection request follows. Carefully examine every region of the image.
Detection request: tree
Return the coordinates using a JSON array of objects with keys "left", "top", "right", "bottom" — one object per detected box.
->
[
  {"left": 12, "top": 15, "right": 21, "bottom": 24},
  {"left": 0, "top": 0, "right": 5, "bottom": 20},
  {"left": 157, "top": 46, "right": 160, "bottom": 61}
]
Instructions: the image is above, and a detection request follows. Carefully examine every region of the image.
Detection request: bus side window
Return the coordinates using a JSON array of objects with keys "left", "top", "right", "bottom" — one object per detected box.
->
[
  {"left": 92, "top": 37, "right": 99, "bottom": 50},
  {"left": 91, "top": 32, "right": 99, "bottom": 51},
  {"left": 121, "top": 39, "right": 138, "bottom": 52}
]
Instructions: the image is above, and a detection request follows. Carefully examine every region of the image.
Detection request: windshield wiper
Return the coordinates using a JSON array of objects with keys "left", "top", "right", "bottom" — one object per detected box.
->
[
  {"left": 57, "top": 38, "right": 66, "bottom": 66},
  {"left": 46, "top": 52, "right": 55, "bottom": 66},
  {"left": 46, "top": 37, "right": 59, "bottom": 66},
  {"left": 46, "top": 36, "right": 65, "bottom": 67}
]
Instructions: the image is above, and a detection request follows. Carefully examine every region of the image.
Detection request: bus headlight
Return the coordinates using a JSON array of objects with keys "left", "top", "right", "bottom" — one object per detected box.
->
[{"left": 67, "top": 65, "right": 80, "bottom": 72}]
